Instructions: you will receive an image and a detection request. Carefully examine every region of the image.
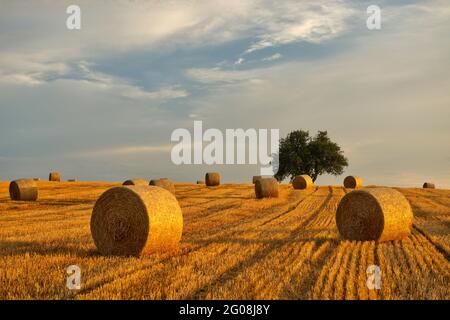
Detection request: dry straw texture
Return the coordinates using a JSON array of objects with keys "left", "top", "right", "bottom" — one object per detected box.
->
[
  {"left": 336, "top": 187, "right": 413, "bottom": 242},
  {"left": 205, "top": 172, "right": 220, "bottom": 186},
  {"left": 252, "top": 176, "right": 262, "bottom": 184},
  {"left": 150, "top": 179, "right": 176, "bottom": 194},
  {"left": 197, "top": 180, "right": 205, "bottom": 184},
  {"left": 292, "top": 175, "right": 313, "bottom": 190},
  {"left": 49, "top": 172, "right": 61, "bottom": 182},
  {"left": 90, "top": 186, "right": 183, "bottom": 257},
  {"left": 122, "top": 179, "right": 148, "bottom": 186},
  {"left": 9, "top": 179, "right": 38, "bottom": 201},
  {"left": 423, "top": 182, "right": 435, "bottom": 189},
  {"left": 344, "top": 176, "right": 363, "bottom": 189},
  {"left": 255, "top": 178, "right": 279, "bottom": 199}
]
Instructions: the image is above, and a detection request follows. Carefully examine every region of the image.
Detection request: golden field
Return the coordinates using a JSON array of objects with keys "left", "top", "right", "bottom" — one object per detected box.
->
[{"left": 0, "top": 181, "right": 449, "bottom": 300}]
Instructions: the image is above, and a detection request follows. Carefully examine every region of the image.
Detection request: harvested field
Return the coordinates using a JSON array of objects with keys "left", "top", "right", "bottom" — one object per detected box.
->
[{"left": 0, "top": 181, "right": 448, "bottom": 300}]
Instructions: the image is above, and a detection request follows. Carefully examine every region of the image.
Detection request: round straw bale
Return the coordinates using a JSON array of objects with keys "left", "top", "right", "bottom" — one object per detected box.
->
[
  {"left": 122, "top": 179, "right": 148, "bottom": 186},
  {"left": 9, "top": 179, "right": 38, "bottom": 201},
  {"left": 344, "top": 176, "right": 363, "bottom": 189},
  {"left": 33, "top": 178, "right": 40, "bottom": 181},
  {"left": 49, "top": 172, "right": 61, "bottom": 182},
  {"left": 252, "top": 176, "right": 262, "bottom": 184},
  {"left": 292, "top": 175, "right": 313, "bottom": 190},
  {"left": 197, "top": 180, "right": 205, "bottom": 184},
  {"left": 423, "top": 182, "right": 435, "bottom": 189},
  {"left": 68, "top": 179, "right": 76, "bottom": 182},
  {"left": 336, "top": 187, "right": 413, "bottom": 242},
  {"left": 149, "top": 179, "right": 176, "bottom": 194},
  {"left": 255, "top": 178, "right": 279, "bottom": 199},
  {"left": 90, "top": 186, "right": 183, "bottom": 256},
  {"left": 205, "top": 172, "right": 220, "bottom": 186}
]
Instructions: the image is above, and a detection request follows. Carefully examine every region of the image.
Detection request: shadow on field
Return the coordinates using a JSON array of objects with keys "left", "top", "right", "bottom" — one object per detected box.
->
[
  {"left": 0, "top": 239, "right": 99, "bottom": 257},
  {"left": 178, "top": 195, "right": 252, "bottom": 200},
  {"left": 35, "top": 199, "right": 96, "bottom": 206},
  {"left": 0, "top": 199, "right": 95, "bottom": 207},
  {"left": 188, "top": 234, "right": 337, "bottom": 246}
]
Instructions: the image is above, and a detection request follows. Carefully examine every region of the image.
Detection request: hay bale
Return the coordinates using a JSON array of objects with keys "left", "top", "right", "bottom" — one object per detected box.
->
[
  {"left": 423, "top": 182, "right": 435, "bottom": 189},
  {"left": 49, "top": 172, "right": 61, "bottom": 182},
  {"left": 344, "top": 176, "right": 363, "bottom": 189},
  {"left": 336, "top": 187, "right": 413, "bottom": 242},
  {"left": 9, "top": 179, "right": 38, "bottom": 201},
  {"left": 149, "top": 179, "right": 176, "bottom": 194},
  {"left": 197, "top": 180, "right": 205, "bottom": 184},
  {"left": 90, "top": 185, "right": 183, "bottom": 256},
  {"left": 252, "top": 176, "right": 262, "bottom": 184},
  {"left": 255, "top": 178, "right": 279, "bottom": 199},
  {"left": 292, "top": 175, "right": 313, "bottom": 190},
  {"left": 33, "top": 178, "right": 40, "bottom": 181},
  {"left": 205, "top": 172, "right": 220, "bottom": 186},
  {"left": 68, "top": 179, "right": 76, "bottom": 182},
  {"left": 122, "top": 179, "right": 148, "bottom": 186}
]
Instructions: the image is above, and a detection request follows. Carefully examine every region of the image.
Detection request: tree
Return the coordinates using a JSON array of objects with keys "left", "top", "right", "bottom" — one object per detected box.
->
[{"left": 274, "top": 130, "right": 348, "bottom": 182}]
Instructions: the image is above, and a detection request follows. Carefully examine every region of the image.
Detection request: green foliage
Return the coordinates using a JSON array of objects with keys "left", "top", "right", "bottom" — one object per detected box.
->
[{"left": 274, "top": 130, "right": 348, "bottom": 182}]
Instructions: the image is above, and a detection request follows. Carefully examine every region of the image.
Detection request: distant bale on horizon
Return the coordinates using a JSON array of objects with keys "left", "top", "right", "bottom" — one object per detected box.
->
[
  {"left": 344, "top": 176, "right": 363, "bottom": 189},
  {"left": 423, "top": 182, "right": 435, "bottom": 189},
  {"left": 205, "top": 172, "right": 220, "bottom": 186},
  {"left": 9, "top": 179, "right": 38, "bottom": 201},
  {"left": 123, "top": 179, "right": 148, "bottom": 186},
  {"left": 336, "top": 187, "right": 413, "bottom": 242},
  {"left": 197, "top": 180, "right": 205, "bottom": 184},
  {"left": 292, "top": 175, "right": 313, "bottom": 190},
  {"left": 255, "top": 178, "right": 279, "bottom": 199},
  {"left": 90, "top": 186, "right": 183, "bottom": 256},
  {"left": 49, "top": 172, "right": 61, "bottom": 182},
  {"left": 150, "top": 179, "right": 176, "bottom": 194},
  {"left": 68, "top": 179, "right": 76, "bottom": 182},
  {"left": 252, "top": 176, "right": 262, "bottom": 184},
  {"left": 33, "top": 178, "right": 41, "bottom": 181}
]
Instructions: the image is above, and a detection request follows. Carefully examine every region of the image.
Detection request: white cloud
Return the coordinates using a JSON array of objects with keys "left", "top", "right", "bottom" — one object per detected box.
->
[
  {"left": 262, "top": 53, "right": 283, "bottom": 61},
  {"left": 1, "top": 1, "right": 356, "bottom": 60},
  {"left": 186, "top": 67, "right": 261, "bottom": 84},
  {"left": 0, "top": 53, "right": 70, "bottom": 86},
  {"left": 0, "top": 0, "right": 355, "bottom": 97},
  {"left": 234, "top": 58, "right": 245, "bottom": 65},
  {"left": 77, "top": 62, "right": 189, "bottom": 101},
  {"left": 243, "top": 1, "right": 355, "bottom": 54},
  {"left": 0, "top": 58, "right": 188, "bottom": 101},
  {"left": 0, "top": 73, "right": 43, "bottom": 86}
]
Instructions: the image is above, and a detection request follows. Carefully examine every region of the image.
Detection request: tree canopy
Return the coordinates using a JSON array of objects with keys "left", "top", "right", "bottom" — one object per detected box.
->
[{"left": 274, "top": 130, "right": 348, "bottom": 182}]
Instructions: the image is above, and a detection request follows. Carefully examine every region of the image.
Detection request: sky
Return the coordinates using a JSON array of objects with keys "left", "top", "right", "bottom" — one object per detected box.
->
[{"left": 0, "top": 0, "right": 449, "bottom": 187}]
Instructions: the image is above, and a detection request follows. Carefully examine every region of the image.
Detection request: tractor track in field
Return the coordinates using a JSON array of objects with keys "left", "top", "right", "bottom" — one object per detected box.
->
[
  {"left": 187, "top": 188, "right": 334, "bottom": 299},
  {"left": 412, "top": 224, "right": 450, "bottom": 261},
  {"left": 258, "top": 187, "right": 320, "bottom": 227}
]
